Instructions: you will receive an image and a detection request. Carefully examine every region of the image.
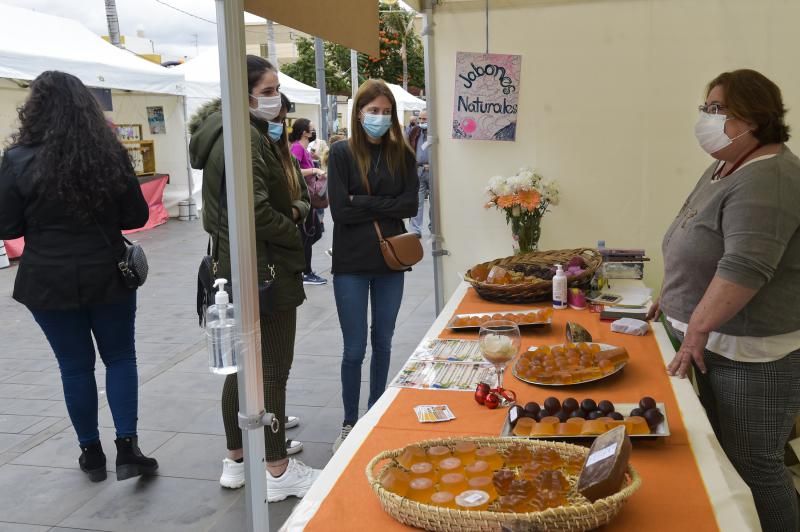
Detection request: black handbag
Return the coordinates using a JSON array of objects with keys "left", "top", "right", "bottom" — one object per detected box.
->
[
  {"left": 93, "top": 216, "right": 148, "bottom": 289},
  {"left": 197, "top": 170, "right": 275, "bottom": 327}
]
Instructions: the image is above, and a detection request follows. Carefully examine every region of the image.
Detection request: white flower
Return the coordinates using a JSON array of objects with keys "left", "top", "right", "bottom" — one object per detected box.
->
[{"left": 542, "top": 181, "right": 560, "bottom": 206}]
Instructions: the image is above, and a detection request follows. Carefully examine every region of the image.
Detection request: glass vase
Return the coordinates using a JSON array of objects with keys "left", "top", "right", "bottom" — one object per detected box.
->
[{"left": 511, "top": 217, "right": 541, "bottom": 254}]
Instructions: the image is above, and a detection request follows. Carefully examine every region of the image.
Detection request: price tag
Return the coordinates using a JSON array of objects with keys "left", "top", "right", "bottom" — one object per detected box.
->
[{"left": 586, "top": 442, "right": 618, "bottom": 467}]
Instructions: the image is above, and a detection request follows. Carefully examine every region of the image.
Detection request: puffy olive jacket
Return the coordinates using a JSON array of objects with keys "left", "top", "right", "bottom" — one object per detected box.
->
[{"left": 189, "top": 100, "right": 310, "bottom": 311}]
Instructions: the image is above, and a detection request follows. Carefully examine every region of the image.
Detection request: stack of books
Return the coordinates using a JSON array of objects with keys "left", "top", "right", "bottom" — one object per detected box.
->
[{"left": 600, "top": 248, "right": 649, "bottom": 280}]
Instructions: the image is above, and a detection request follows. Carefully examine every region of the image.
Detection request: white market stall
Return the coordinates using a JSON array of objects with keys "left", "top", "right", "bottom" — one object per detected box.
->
[
  {"left": 174, "top": 48, "right": 322, "bottom": 207},
  {"left": 0, "top": 3, "right": 192, "bottom": 218}
]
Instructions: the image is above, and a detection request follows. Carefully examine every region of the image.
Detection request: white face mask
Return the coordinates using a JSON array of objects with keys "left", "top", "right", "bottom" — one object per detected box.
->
[
  {"left": 694, "top": 111, "right": 750, "bottom": 155},
  {"left": 250, "top": 94, "right": 281, "bottom": 121}
]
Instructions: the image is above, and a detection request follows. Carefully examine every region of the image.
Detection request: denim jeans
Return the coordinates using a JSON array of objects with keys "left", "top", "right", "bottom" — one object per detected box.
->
[
  {"left": 30, "top": 292, "right": 139, "bottom": 446},
  {"left": 333, "top": 272, "right": 405, "bottom": 425},
  {"left": 410, "top": 169, "right": 431, "bottom": 236}
]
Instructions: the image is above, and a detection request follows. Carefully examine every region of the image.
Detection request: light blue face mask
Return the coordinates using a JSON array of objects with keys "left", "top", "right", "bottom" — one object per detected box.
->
[
  {"left": 361, "top": 113, "right": 392, "bottom": 138},
  {"left": 268, "top": 121, "right": 284, "bottom": 142}
]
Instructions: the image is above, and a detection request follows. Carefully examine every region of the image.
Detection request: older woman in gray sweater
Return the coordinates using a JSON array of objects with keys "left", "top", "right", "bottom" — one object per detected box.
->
[{"left": 650, "top": 69, "right": 800, "bottom": 532}]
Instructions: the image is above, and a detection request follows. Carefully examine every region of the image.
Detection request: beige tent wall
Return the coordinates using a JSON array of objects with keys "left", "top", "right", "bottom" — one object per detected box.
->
[
  {"left": 109, "top": 91, "right": 190, "bottom": 215},
  {"left": 432, "top": 0, "right": 800, "bottom": 299}
]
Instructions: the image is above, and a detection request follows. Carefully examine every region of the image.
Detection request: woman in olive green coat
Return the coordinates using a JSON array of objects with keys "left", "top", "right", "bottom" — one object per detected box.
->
[{"left": 188, "top": 56, "right": 318, "bottom": 502}]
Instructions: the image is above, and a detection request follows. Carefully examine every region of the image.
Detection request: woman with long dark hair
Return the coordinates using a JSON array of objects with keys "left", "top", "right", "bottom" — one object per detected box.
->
[
  {"left": 0, "top": 71, "right": 158, "bottom": 482},
  {"left": 327, "top": 79, "right": 418, "bottom": 451},
  {"left": 189, "top": 56, "right": 318, "bottom": 501},
  {"left": 288, "top": 118, "right": 327, "bottom": 286}
]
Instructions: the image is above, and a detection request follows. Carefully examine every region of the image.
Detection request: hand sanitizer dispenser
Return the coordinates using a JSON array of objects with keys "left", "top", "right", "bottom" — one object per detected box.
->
[{"left": 206, "top": 278, "right": 238, "bottom": 374}]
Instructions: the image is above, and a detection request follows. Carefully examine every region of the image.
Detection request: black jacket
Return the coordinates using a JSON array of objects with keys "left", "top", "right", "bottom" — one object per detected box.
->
[
  {"left": 0, "top": 144, "right": 149, "bottom": 310},
  {"left": 328, "top": 140, "right": 418, "bottom": 274}
]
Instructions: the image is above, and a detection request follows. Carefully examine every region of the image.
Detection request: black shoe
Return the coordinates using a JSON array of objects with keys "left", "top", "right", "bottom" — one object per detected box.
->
[
  {"left": 114, "top": 436, "right": 159, "bottom": 481},
  {"left": 79, "top": 441, "right": 107, "bottom": 482}
]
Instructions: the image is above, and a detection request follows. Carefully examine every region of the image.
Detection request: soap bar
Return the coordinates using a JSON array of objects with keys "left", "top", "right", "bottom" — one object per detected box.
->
[{"left": 577, "top": 425, "right": 632, "bottom": 502}]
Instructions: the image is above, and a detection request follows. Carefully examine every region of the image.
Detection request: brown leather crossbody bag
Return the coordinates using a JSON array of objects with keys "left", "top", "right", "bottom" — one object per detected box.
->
[{"left": 365, "top": 175, "right": 423, "bottom": 271}]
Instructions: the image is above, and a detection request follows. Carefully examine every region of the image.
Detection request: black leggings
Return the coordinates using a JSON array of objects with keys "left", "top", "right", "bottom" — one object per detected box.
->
[
  {"left": 221, "top": 309, "right": 296, "bottom": 461},
  {"left": 301, "top": 210, "right": 322, "bottom": 275}
]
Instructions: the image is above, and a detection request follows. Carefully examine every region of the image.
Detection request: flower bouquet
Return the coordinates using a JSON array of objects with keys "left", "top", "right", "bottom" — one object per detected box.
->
[{"left": 485, "top": 168, "right": 559, "bottom": 254}]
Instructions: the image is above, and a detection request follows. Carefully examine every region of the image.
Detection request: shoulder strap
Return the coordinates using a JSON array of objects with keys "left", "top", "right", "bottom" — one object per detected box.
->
[{"left": 362, "top": 159, "right": 386, "bottom": 242}]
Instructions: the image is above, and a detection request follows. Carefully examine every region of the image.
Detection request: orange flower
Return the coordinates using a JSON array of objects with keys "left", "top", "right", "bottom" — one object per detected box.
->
[
  {"left": 518, "top": 190, "right": 541, "bottom": 211},
  {"left": 496, "top": 195, "right": 516, "bottom": 209}
]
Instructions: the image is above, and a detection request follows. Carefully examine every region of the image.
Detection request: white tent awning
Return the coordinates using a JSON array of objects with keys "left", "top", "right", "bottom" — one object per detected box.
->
[
  {"left": 174, "top": 49, "right": 320, "bottom": 105},
  {"left": 0, "top": 4, "right": 184, "bottom": 95},
  {"left": 387, "top": 83, "right": 426, "bottom": 111}
]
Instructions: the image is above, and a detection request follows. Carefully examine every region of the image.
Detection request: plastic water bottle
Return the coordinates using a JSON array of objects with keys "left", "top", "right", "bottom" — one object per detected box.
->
[
  {"left": 206, "top": 278, "right": 238, "bottom": 374},
  {"left": 552, "top": 264, "right": 568, "bottom": 310}
]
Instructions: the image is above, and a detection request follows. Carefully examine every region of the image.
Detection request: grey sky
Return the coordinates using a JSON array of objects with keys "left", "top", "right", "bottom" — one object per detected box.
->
[{"left": 0, "top": 0, "right": 266, "bottom": 61}]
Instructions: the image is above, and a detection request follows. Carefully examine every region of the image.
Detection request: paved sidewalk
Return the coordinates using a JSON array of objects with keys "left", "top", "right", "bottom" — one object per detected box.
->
[{"left": 0, "top": 212, "right": 435, "bottom": 531}]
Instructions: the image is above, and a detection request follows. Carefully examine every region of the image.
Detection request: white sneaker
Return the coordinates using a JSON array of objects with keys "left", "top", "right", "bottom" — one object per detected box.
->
[
  {"left": 219, "top": 458, "right": 245, "bottom": 489},
  {"left": 266, "top": 458, "right": 320, "bottom": 502},
  {"left": 286, "top": 439, "right": 303, "bottom": 455},
  {"left": 285, "top": 415, "right": 300, "bottom": 429},
  {"left": 332, "top": 424, "right": 354, "bottom": 453}
]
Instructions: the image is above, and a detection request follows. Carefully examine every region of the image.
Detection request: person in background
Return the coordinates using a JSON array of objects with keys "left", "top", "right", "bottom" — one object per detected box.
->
[
  {"left": 328, "top": 79, "right": 418, "bottom": 451},
  {"left": 649, "top": 69, "right": 800, "bottom": 532},
  {"left": 404, "top": 115, "right": 418, "bottom": 138},
  {"left": 0, "top": 71, "right": 158, "bottom": 483},
  {"left": 289, "top": 118, "right": 327, "bottom": 286},
  {"left": 189, "top": 55, "right": 318, "bottom": 501},
  {"left": 408, "top": 110, "right": 431, "bottom": 238}
]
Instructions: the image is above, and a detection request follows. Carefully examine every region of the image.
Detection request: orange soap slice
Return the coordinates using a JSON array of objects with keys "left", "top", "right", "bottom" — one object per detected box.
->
[
  {"left": 513, "top": 417, "right": 535, "bottom": 437},
  {"left": 581, "top": 419, "right": 608, "bottom": 435},
  {"left": 626, "top": 416, "right": 651, "bottom": 435},
  {"left": 557, "top": 422, "right": 582, "bottom": 436}
]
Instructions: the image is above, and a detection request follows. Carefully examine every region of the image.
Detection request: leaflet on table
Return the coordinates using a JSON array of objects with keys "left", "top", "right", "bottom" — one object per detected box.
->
[
  {"left": 410, "top": 338, "right": 485, "bottom": 363},
  {"left": 390, "top": 360, "right": 495, "bottom": 391}
]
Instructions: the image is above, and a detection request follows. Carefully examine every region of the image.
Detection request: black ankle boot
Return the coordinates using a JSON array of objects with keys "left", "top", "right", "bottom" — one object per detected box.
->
[
  {"left": 78, "top": 442, "right": 107, "bottom": 482},
  {"left": 114, "top": 436, "right": 159, "bottom": 481}
]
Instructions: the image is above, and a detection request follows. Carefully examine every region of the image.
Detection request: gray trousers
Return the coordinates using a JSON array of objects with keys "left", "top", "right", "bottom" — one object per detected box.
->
[
  {"left": 671, "top": 326, "right": 800, "bottom": 532},
  {"left": 410, "top": 168, "right": 431, "bottom": 236}
]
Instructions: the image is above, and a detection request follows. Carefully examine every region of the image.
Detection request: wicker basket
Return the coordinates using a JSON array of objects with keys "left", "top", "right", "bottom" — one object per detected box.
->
[
  {"left": 366, "top": 436, "right": 641, "bottom": 532},
  {"left": 464, "top": 248, "right": 603, "bottom": 304}
]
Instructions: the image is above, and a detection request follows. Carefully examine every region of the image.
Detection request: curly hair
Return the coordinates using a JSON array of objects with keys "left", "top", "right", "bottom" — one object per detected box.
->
[{"left": 10, "top": 71, "right": 132, "bottom": 221}]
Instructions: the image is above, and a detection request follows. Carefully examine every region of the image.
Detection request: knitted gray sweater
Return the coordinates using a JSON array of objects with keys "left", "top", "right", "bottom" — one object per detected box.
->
[{"left": 660, "top": 145, "right": 800, "bottom": 337}]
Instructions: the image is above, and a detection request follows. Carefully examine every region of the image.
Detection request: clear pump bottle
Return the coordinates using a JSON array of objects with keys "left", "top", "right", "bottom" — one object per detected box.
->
[{"left": 206, "top": 278, "right": 238, "bottom": 374}]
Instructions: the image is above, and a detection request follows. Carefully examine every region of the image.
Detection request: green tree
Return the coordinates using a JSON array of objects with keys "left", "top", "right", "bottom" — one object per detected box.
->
[{"left": 279, "top": 5, "right": 425, "bottom": 96}]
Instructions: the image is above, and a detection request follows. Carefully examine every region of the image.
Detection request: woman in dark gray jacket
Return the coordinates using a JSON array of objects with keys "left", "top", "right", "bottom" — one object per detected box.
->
[{"left": 0, "top": 71, "right": 157, "bottom": 483}]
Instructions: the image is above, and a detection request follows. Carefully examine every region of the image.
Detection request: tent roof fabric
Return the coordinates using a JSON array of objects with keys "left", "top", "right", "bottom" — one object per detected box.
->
[
  {"left": 0, "top": 4, "right": 184, "bottom": 95},
  {"left": 174, "top": 49, "right": 320, "bottom": 105},
  {"left": 387, "top": 83, "right": 427, "bottom": 111}
]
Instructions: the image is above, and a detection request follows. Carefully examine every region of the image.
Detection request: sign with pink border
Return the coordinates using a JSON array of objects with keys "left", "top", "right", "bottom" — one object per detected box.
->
[{"left": 452, "top": 51, "right": 522, "bottom": 142}]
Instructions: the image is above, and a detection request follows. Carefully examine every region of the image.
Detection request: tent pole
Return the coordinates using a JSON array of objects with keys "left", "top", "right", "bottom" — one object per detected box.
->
[
  {"left": 314, "top": 37, "right": 329, "bottom": 140},
  {"left": 181, "top": 95, "right": 197, "bottom": 217},
  {"left": 215, "top": 1, "right": 270, "bottom": 531},
  {"left": 421, "top": 0, "right": 447, "bottom": 314},
  {"left": 350, "top": 49, "right": 359, "bottom": 102}
]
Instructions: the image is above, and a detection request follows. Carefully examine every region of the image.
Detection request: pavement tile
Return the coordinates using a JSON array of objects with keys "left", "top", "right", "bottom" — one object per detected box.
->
[
  {"left": 0, "top": 524, "right": 50, "bottom": 532},
  {"left": 150, "top": 432, "right": 227, "bottom": 481},
  {"left": 58, "top": 476, "right": 241, "bottom": 532},
  {"left": 0, "top": 464, "right": 107, "bottom": 526},
  {"left": 1, "top": 370, "right": 60, "bottom": 386},
  {"left": 0, "top": 414, "right": 47, "bottom": 434},
  {"left": 0, "top": 398, "right": 67, "bottom": 417},
  {"left": 205, "top": 487, "right": 297, "bottom": 532},
  {"left": 139, "top": 370, "right": 223, "bottom": 401},
  {"left": 21, "top": 416, "right": 66, "bottom": 435},
  {"left": 13, "top": 427, "right": 175, "bottom": 472},
  {"left": 0, "top": 382, "right": 63, "bottom": 400},
  {"left": 0, "top": 433, "right": 29, "bottom": 453},
  {"left": 285, "top": 379, "right": 339, "bottom": 407},
  {"left": 178, "top": 403, "right": 225, "bottom": 436}
]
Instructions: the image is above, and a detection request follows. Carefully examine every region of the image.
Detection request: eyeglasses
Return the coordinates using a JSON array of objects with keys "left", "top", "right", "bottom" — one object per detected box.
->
[{"left": 698, "top": 103, "right": 728, "bottom": 115}]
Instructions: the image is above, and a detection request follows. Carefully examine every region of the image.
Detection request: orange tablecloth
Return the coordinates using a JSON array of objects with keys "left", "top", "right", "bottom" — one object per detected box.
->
[{"left": 305, "top": 288, "right": 719, "bottom": 531}]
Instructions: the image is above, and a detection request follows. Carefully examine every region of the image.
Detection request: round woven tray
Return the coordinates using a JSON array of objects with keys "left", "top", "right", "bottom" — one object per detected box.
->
[
  {"left": 366, "top": 436, "right": 641, "bottom": 532},
  {"left": 464, "top": 248, "right": 603, "bottom": 304}
]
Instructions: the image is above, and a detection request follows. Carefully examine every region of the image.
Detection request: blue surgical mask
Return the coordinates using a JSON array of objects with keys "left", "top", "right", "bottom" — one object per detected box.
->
[
  {"left": 419, "top": 123, "right": 428, "bottom": 130},
  {"left": 268, "top": 121, "right": 284, "bottom": 142},
  {"left": 361, "top": 113, "right": 392, "bottom": 138}
]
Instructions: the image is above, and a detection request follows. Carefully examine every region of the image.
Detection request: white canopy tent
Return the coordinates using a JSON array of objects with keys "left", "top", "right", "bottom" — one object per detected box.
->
[
  {"left": 175, "top": 49, "right": 322, "bottom": 210},
  {"left": 0, "top": 4, "right": 192, "bottom": 215},
  {"left": 0, "top": 4, "right": 184, "bottom": 95},
  {"left": 175, "top": 48, "right": 320, "bottom": 104}
]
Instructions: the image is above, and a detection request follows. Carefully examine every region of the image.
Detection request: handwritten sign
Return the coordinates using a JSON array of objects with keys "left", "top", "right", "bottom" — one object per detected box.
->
[{"left": 452, "top": 52, "right": 522, "bottom": 142}]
